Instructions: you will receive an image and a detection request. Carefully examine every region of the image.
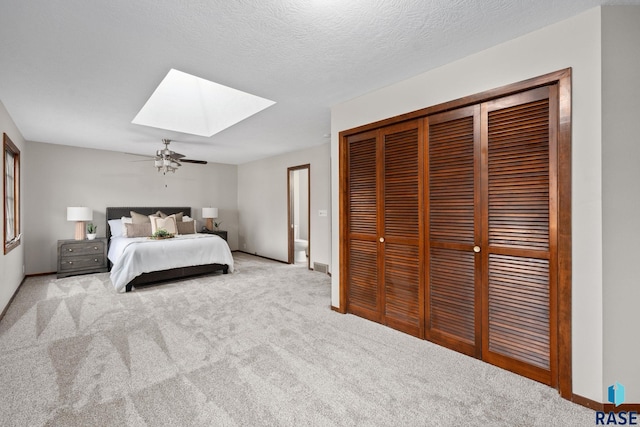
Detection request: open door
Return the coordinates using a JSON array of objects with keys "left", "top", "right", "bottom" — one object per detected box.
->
[{"left": 287, "top": 164, "right": 310, "bottom": 267}]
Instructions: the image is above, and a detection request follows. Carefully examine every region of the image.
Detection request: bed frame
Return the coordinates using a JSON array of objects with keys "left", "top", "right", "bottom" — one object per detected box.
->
[{"left": 106, "top": 206, "right": 229, "bottom": 292}]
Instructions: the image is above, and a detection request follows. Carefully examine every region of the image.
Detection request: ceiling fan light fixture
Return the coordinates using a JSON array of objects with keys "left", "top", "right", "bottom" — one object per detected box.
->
[
  {"left": 150, "top": 139, "right": 184, "bottom": 174},
  {"left": 157, "top": 164, "right": 177, "bottom": 174}
]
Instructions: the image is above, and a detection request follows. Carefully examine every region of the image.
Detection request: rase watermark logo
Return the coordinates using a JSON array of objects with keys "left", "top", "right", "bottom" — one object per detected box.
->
[
  {"left": 596, "top": 382, "right": 638, "bottom": 425},
  {"left": 610, "top": 383, "right": 626, "bottom": 408}
]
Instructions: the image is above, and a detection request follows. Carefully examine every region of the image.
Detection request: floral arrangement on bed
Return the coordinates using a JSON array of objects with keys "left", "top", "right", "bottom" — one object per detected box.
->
[{"left": 150, "top": 229, "right": 174, "bottom": 239}]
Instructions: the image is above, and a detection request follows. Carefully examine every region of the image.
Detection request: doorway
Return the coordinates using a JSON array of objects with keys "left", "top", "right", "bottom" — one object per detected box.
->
[{"left": 288, "top": 164, "right": 310, "bottom": 267}]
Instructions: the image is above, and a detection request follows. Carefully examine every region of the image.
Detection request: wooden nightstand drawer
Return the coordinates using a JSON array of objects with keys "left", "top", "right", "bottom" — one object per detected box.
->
[
  {"left": 59, "top": 241, "right": 105, "bottom": 257},
  {"left": 59, "top": 255, "right": 106, "bottom": 271},
  {"left": 57, "top": 238, "right": 108, "bottom": 278}
]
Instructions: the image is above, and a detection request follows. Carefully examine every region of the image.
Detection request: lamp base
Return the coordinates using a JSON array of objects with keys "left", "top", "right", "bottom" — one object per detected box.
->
[
  {"left": 75, "top": 221, "right": 87, "bottom": 240},
  {"left": 205, "top": 218, "right": 213, "bottom": 231}
]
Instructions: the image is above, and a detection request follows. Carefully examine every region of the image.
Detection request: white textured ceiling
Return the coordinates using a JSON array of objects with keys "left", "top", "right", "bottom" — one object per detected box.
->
[{"left": 0, "top": 0, "right": 637, "bottom": 164}]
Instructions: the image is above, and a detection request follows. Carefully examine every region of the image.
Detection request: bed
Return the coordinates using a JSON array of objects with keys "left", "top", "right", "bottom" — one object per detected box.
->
[{"left": 106, "top": 207, "right": 233, "bottom": 292}]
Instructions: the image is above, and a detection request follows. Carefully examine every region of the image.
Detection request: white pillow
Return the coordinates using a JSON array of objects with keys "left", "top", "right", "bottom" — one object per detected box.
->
[
  {"left": 108, "top": 219, "right": 123, "bottom": 237},
  {"left": 150, "top": 214, "right": 177, "bottom": 235},
  {"left": 108, "top": 217, "right": 133, "bottom": 237}
]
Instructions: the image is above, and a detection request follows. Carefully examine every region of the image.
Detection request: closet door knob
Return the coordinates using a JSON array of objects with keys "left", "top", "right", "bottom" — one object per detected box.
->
[
  {"left": 473, "top": 246, "right": 481, "bottom": 253},
  {"left": 379, "top": 237, "right": 385, "bottom": 243}
]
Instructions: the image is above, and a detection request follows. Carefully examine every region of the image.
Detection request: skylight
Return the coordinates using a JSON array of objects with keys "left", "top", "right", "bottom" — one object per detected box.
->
[{"left": 132, "top": 69, "right": 276, "bottom": 137}]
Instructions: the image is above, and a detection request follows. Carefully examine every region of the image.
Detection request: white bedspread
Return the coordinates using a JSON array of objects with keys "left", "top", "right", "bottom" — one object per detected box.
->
[{"left": 108, "top": 234, "right": 234, "bottom": 292}]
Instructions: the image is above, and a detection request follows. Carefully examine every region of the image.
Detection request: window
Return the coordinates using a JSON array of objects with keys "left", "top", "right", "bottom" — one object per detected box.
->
[{"left": 4, "top": 133, "right": 20, "bottom": 254}]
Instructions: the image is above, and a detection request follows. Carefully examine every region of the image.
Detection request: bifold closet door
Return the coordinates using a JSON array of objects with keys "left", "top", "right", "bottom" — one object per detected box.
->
[
  {"left": 344, "top": 121, "right": 423, "bottom": 337},
  {"left": 343, "top": 73, "right": 567, "bottom": 390},
  {"left": 481, "top": 86, "right": 557, "bottom": 386},
  {"left": 425, "top": 86, "right": 558, "bottom": 385},
  {"left": 345, "top": 130, "right": 380, "bottom": 323},
  {"left": 380, "top": 121, "right": 423, "bottom": 337},
  {"left": 425, "top": 105, "right": 481, "bottom": 356}
]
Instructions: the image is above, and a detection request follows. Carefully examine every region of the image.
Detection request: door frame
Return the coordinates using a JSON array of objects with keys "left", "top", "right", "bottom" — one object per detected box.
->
[
  {"left": 287, "top": 164, "right": 311, "bottom": 267},
  {"left": 339, "top": 68, "right": 572, "bottom": 399}
]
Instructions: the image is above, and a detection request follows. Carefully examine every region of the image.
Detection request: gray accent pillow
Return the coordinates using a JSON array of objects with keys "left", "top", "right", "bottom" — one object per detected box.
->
[
  {"left": 177, "top": 220, "right": 196, "bottom": 235},
  {"left": 124, "top": 223, "right": 152, "bottom": 237},
  {"left": 130, "top": 210, "right": 152, "bottom": 224},
  {"left": 156, "top": 211, "right": 183, "bottom": 221}
]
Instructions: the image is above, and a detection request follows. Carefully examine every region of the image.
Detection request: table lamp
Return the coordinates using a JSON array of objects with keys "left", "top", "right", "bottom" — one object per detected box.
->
[
  {"left": 67, "top": 206, "right": 92, "bottom": 240},
  {"left": 202, "top": 207, "right": 218, "bottom": 231}
]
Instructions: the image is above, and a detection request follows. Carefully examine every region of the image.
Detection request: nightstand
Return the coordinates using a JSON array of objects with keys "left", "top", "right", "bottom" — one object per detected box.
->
[
  {"left": 199, "top": 229, "right": 227, "bottom": 241},
  {"left": 57, "top": 238, "right": 108, "bottom": 278}
]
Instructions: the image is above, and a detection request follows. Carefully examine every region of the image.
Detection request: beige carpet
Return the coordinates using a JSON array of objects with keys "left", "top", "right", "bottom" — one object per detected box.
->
[{"left": 1, "top": 252, "right": 593, "bottom": 426}]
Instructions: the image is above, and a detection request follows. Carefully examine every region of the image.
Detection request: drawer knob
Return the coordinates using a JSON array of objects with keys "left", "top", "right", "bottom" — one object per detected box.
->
[
  {"left": 68, "top": 248, "right": 73, "bottom": 252},
  {"left": 94, "top": 259, "right": 98, "bottom": 262},
  {"left": 68, "top": 261, "right": 73, "bottom": 264},
  {"left": 94, "top": 247, "right": 98, "bottom": 250}
]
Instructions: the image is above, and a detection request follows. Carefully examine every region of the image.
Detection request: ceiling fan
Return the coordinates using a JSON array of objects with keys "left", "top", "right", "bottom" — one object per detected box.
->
[{"left": 153, "top": 139, "right": 207, "bottom": 174}]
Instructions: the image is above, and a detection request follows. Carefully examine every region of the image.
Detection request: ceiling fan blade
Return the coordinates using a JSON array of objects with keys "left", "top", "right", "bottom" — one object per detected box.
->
[
  {"left": 181, "top": 159, "right": 208, "bottom": 165},
  {"left": 125, "top": 152, "right": 155, "bottom": 159},
  {"left": 125, "top": 152, "right": 157, "bottom": 162},
  {"left": 169, "top": 152, "right": 185, "bottom": 160}
]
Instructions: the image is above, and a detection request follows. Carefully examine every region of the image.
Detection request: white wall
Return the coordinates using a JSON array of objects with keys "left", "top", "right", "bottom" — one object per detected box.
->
[
  {"left": 331, "top": 8, "right": 606, "bottom": 402},
  {"left": 24, "top": 141, "right": 238, "bottom": 274},
  {"left": 238, "top": 143, "right": 331, "bottom": 269},
  {"left": 602, "top": 6, "right": 640, "bottom": 404},
  {"left": 0, "top": 100, "right": 26, "bottom": 315}
]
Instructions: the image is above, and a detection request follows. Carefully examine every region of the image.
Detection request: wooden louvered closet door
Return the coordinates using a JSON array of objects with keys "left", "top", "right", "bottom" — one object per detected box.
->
[
  {"left": 425, "top": 105, "right": 481, "bottom": 357},
  {"left": 341, "top": 73, "right": 566, "bottom": 391},
  {"left": 345, "top": 130, "right": 380, "bottom": 323},
  {"left": 424, "top": 86, "right": 558, "bottom": 386},
  {"left": 381, "top": 121, "right": 423, "bottom": 337},
  {"left": 344, "top": 120, "right": 423, "bottom": 337},
  {"left": 481, "top": 86, "right": 557, "bottom": 386}
]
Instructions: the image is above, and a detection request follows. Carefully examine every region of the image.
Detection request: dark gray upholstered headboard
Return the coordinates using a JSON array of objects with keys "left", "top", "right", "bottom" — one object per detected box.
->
[{"left": 105, "top": 207, "right": 191, "bottom": 240}]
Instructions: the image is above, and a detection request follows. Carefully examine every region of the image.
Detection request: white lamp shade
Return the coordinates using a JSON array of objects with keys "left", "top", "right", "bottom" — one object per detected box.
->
[
  {"left": 202, "top": 207, "right": 218, "bottom": 219},
  {"left": 67, "top": 206, "right": 93, "bottom": 221}
]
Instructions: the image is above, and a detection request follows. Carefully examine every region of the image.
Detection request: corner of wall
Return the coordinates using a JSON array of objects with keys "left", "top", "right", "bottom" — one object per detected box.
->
[{"left": 601, "top": 4, "right": 640, "bottom": 404}]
